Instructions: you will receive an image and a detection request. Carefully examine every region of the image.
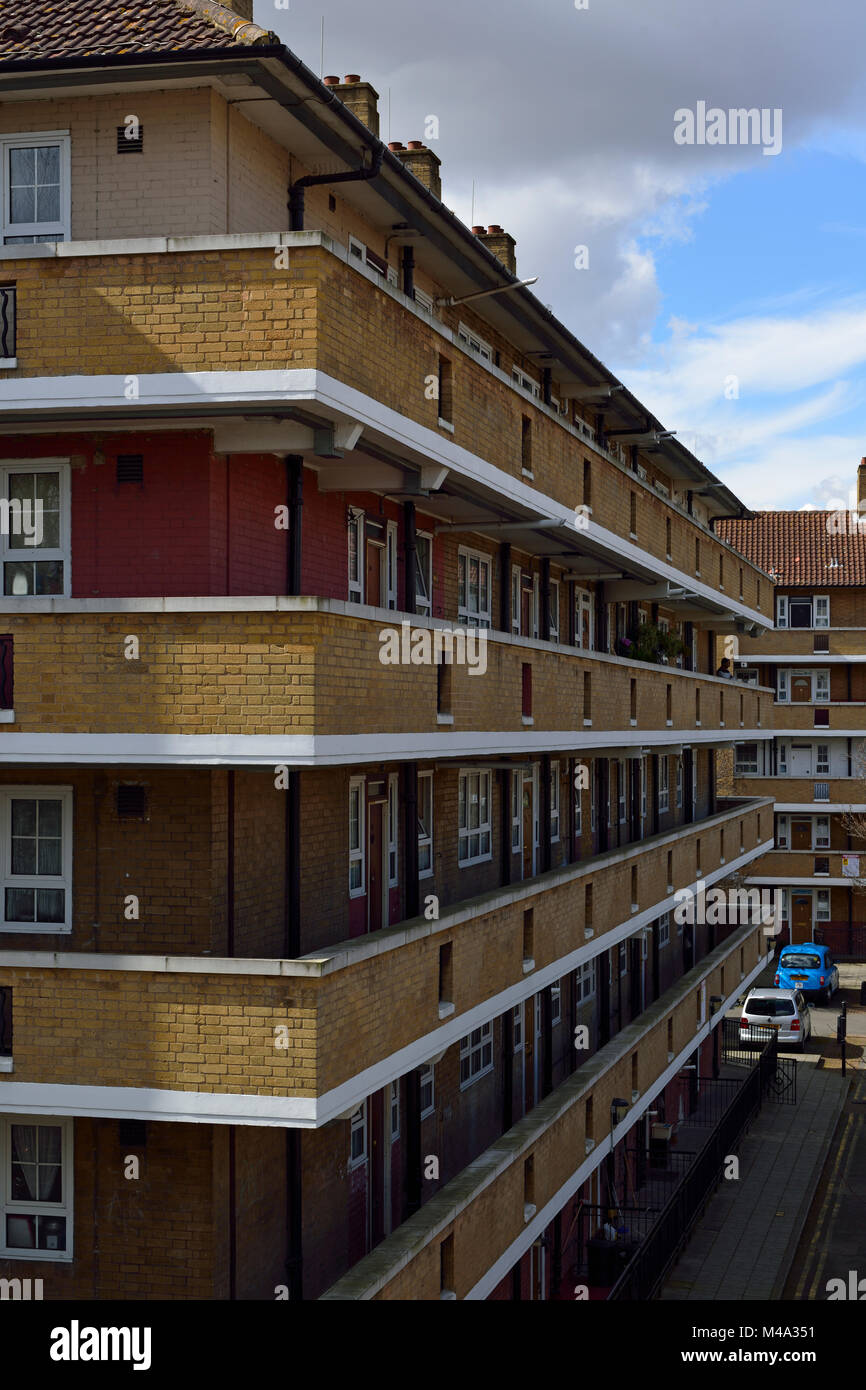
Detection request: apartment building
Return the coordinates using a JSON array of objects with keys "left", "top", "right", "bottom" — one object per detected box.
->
[
  {"left": 0, "top": 0, "right": 775, "bottom": 1300},
  {"left": 720, "top": 473, "right": 866, "bottom": 957}
]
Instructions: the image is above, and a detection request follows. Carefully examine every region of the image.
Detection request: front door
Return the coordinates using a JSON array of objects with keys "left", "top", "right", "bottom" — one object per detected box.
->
[
  {"left": 366, "top": 540, "right": 382, "bottom": 608},
  {"left": 792, "top": 893, "right": 812, "bottom": 937},
  {"left": 790, "top": 745, "right": 812, "bottom": 777},
  {"left": 792, "top": 818, "right": 812, "bottom": 851},
  {"left": 791, "top": 674, "right": 812, "bottom": 703}
]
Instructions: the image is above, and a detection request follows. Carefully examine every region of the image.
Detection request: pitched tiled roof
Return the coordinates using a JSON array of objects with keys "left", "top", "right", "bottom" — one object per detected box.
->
[
  {"left": 0, "top": 0, "right": 273, "bottom": 62},
  {"left": 718, "top": 511, "right": 866, "bottom": 587}
]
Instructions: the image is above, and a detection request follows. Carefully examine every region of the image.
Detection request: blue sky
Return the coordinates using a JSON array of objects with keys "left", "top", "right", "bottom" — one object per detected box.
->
[{"left": 262, "top": 0, "right": 866, "bottom": 513}]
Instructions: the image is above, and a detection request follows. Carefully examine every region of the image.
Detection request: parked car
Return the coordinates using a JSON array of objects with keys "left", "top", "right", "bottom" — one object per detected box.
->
[
  {"left": 774, "top": 943, "right": 839, "bottom": 1003},
  {"left": 740, "top": 988, "right": 812, "bottom": 1052}
]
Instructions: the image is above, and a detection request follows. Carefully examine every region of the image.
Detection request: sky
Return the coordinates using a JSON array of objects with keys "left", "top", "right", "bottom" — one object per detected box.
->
[{"left": 261, "top": 0, "right": 866, "bottom": 513}]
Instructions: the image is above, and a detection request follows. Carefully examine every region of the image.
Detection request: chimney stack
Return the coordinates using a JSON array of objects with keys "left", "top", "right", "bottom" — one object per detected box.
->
[
  {"left": 391, "top": 140, "right": 442, "bottom": 201},
  {"left": 474, "top": 224, "right": 517, "bottom": 276},
  {"left": 325, "top": 75, "right": 380, "bottom": 138},
  {"left": 858, "top": 458, "right": 866, "bottom": 513}
]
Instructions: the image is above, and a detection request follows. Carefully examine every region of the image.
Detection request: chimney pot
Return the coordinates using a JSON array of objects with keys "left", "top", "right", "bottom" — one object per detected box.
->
[
  {"left": 407, "top": 140, "right": 424, "bottom": 150},
  {"left": 344, "top": 74, "right": 361, "bottom": 84},
  {"left": 324, "top": 75, "right": 341, "bottom": 86},
  {"left": 471, "top": 225, "right": 485, "bottom": 234},
  {"left": 388, "top": 141, "right": 405, "bottom": 150}
]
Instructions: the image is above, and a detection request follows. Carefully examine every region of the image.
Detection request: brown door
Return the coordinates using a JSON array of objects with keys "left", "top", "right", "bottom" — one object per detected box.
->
[
  {"left": 792, "top": 893, "right": 812, "bottom": 938},
  {"left": 368, "top": 801, "right": 383, "bottom": 933},
  {"left": 792, "top": 819, "right": 812, "bottom": 851},
  {"left": 366, "top": 542, "right": 382, "bottom": 607},
  {"left": 791, "top": 675, "right": 811, "bottom": 703}
]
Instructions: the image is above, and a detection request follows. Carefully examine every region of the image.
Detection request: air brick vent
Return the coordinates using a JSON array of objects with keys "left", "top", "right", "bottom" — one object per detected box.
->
[
  {"left": 117, "top": 785, "right": 147, "bottom": 819},
  {"left": 116, "top": 454, "right": 143, "bottom": 483},
  {"left": 116, "top": 125, "right": 144, "bottom": 154}
]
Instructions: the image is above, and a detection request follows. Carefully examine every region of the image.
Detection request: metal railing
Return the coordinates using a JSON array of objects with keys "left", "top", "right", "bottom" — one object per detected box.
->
[
  {"left": 0, "top": 285, "right": 15, "bottom": 359},
  {"left": 608, "top": 1032, "right": 778, "bottom": 1301},
  {"left": 814, "top": 781, "right": 830, "bottom": 801}
]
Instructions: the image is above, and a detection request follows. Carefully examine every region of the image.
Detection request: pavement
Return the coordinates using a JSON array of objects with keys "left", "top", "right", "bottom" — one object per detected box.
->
[{"left": 659, "top": 962, "right": 865, "bottom": 1301}]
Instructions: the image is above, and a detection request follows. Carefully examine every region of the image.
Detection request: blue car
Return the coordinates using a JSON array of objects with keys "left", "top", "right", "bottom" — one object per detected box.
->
[{"left": 775, "top": 943, "right": 839, "bottom": 1002}]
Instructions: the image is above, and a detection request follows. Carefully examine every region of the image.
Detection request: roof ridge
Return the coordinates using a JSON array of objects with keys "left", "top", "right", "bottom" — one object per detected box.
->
[{"left": 173, "top": 0, "right": 277, "bottom": 45}]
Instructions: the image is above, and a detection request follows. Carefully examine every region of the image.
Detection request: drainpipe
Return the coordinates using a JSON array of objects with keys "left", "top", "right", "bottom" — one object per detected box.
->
[
  {"left": 285, "top": 1130, "right": 303, "bottom": 1299},
  {"left": 289, "top": 145, "right": 384, "bottom": 231},
  {"left": 227, "top": 770, "right": 235, "bottom": 956},
  {"left": 285, "top": 455, "right": 303, "bottom": 595},
  {"left": 404, "top": 502, "right": 417, "bottom": 614},
  {"left": 401, "top": 244, "right": 415, "bottom": 299},
  {"left": 285, "top": 771, "right": 300, "bottom": 957}
]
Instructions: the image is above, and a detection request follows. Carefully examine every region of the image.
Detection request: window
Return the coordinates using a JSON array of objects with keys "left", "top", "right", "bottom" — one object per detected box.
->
[
  {"left": 618, "top": 942, "right": 627, "bottom": 976},
  {"left": 776, "top": 594, "right": 788, "bottom": 629},
  {"left": 814, "top": 595, "right": 830, "bottom": 628},
  {"left": 387, "top": 774, "right": 399, "bottom": 887},
  {"left": 735, "top": 743, "right": 759, "bottom": 774},
  {"left": 511, "top": 770, "right": 522, "bottom": 852},
  {"left": 457, "top": 548, "right": 492, "bottom": 628},
  {"left": 1, "top": 134, "right": 70, "bottom": 243},
  {"left": 419, "top": 1064, "right": 435, "bottom": 1117},
  {"left": 815, "top": 816, "right": 830, "bottom": 849},
  {"left": 349, "top": 1102, "right": 367, "bottom": 1167},
  {"left": 640, "top": 756, "right": 647, "bottom": 823},
  {"left": 550, "top": 980, "right": 562, "bottom": 1025},
  {"left": 574, "top": 588, "right": 594, "bottom": 651},
  {"left": 574, "top": 767, "right": 583, "bottom": 837},
  {"left": 458, "top": 770, "right": 492, "bottom": 865},
  {"left": 0, "top": 463, "right": 70, "bottom": 597},
  {"left": 459, "top": 1023, "right": 493, "bottom": 1087},
  {"left": 658, "top": 758, "right": 669, "bottom": 813},
  {"left": 347, "top": 508, "right": 364, "bottom": 603},
  {"left": 776, "top": 814, "right": 789, "bottom": 849},
  {"left": 815, "top": 670, "right": 830, "bottom": 703},
  {"left": 816, "top": 890, "right": 830, "bottom": 922},
  {"left": 418, "top": 772, "right": 433, "bottom": 877},
  {"left": 778, "top": 888, "right": 789, "bottom": 921},
  {"left": 389, "top": 1081, "right": 400, "bottom": 1142},
  {"left": 531, "top": 574, "right": 540, "bottom": 638},
  {"left": 348, "top": 237, "right": 396, "bottom": 286},
  {"left": 511, "top": 566, "right": 521, "bottom": 634},
  {"left": 549, "top": 581, "right": 560, "bottom": 643},
  {"left": 0, "top": 788, "right": 72, "bottom": 933},
  {"left": 513, "top": 1004, "right": 523, "bottom": 1051},
  {"left": 512, "top": 365, "right": 540, "bottom": 398},
  {"left": 1, "top": 1116, "right": 72, "bottom": 1259},
  {"left": 415, "top": 532, "right": 432, "bottom": 616},
  {"left": 778, "top": 743, "right": 788, "bottom": 775},
  {"left": 414, "top": 286, "right": 434, "bottom": 314},
  {"left": 676, "top": 757, "right": 683, "bottom": 808},
  {"left": 658, "top": 912, "right": 670, "bottom": 948},
  {"left": 777, "top": 669, "right": 789, "bottom": 703},
  {"left": 348, "top": 778, "right": 365, "bottom": 896},
  {"left": 458, "top": 322, "right": 493, "bottom": 361},
  {"left": 816, "top": 744, "right": 830, "bottom": 776},
  {"left": 550, "top": 761, "right": 560, "bottom": 842},
  {"left": 618, "top": 759, "right": 627, "bottom": 823},
  {"left": 574, "top": 958, "right": 596, "bottom": 1002},
  {"left": 385, "top": 520, "right": 398, "bottom": 610}
]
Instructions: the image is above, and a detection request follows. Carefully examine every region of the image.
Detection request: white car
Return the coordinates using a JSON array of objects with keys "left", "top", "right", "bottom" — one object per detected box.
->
[{"left": 740, "top": 988, "right": 812, "bottom": 1052}]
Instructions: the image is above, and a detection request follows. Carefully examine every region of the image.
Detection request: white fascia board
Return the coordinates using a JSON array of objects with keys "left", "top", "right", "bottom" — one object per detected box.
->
[
  {"left": 738, "top": 654, "right": 866, "bottom": 663},
  {"left": 745, "top": 876, "right": 850, "bottom": 887},
  {"left": 0, "top": 1082, "right": 317, "bottom": 1127},
  {"left": 0, "top": 365, "right": 768, "bottom": 630},
  {"left": 0, "top": 728, "right": 772, "bottom": 767},
  {"left": 772, "top": 803, "right": 862, "bottom": 813}
]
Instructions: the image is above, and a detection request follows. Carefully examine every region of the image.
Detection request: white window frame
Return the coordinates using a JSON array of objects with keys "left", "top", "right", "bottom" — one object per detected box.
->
[
  {"left": 419, "top": 1063, "right": 435, "bottom": 1118},
  {"left": 385, "top": 520, "right": 398, "bottom": 610},
  {"left": 0, "top": 786, "right": 72, "bottom": 934},
  {"left": 618, "top": 759, "right": 627, "bottom": 824},
  {"left": 815, "top": 889, "right": 830, "bottom": 922},
  {"left": 658, "top": 757, "right": 669, "bottom": 813},
  {"left": 574, "top": 958, "right": 596, "bottom": 1003},
  {"left": 457, "top": 322, "right": 493, "bottom": 362},
  {"left": 417, "top": 771, "right": 434, "bottom": 878},
  {"left": 1, "top": 132, "right": 71, "bottom": 244},
  {"left": 776, "top": 594, "right": 788, "bottom": 629},
  {"left": 511, "top": 365, "right": 540, "bottom": 398},
  {"left": 777, "top": 669, "right": 789, "bottom": 703},
  {"left": 532, "top": 574, "right": 540, "bottom": 639},
  {"left": 675, "top": 757, "right": 683, "bottom": 808},
  {"left": 549, "top": 580, "right": 560, "bottom": 643},
  {"left": 513, "top": 1004, "right": 523, "bottom": 1051},
  {"left": 551, "top": 979, "right": 562, "bottom": 1025},
  {"left": 389, "top": 1080, "right": 400, "bottom": 1142},
  {"left": 550, "top": 761, "right": 560, "bottom": 843},
  {"left": 0, "top": 1114, "right": 73, "bottom": 1261},
  {"left": 618, "top": 942, "right": 627, "bottom": 976},
  {"left": 459, "top": 1023, "right": 493, "bottom": 1088},
  {"left": 511, "top": 565, "right": 521, "bottom": 634},
  {"left": 348, "top": 1101, "right": 367, "bottom": 1169},
  {"left": 814, "top": 595, "right": 830, "bottom": 629},
  {"left": 457, "top": 547, "right": 492, "bottom": 629},
  {"left": 575, "top": 588, "right": 594, "bottom": 652},
  {"left": 735, "top": 743, "right": 759, "bottom": 775},
  {"left": 511, "top": 769, "right": 522, "bottom": 853},
  {"left": 640, "top": 756, "right": 648, "bottom": 824},
  {"left": 387, "top": 773, "right": 399, "bottom": 889},
  {"left": 778, "top": 743, "right": 788, "bottom": 775},
  {"left": 816, "top": 744, "right": 830, "bottom": 776},
  {"left": 815, "top": 670, "right": 830, "bottom": 703},
  {"left": 815, "top": 815, "right": 830, "bottom": 849},
  {"left": 348, "top": 777, "right": 365, "bottom": 898},
  {"left": 574, "top": 767, "right": 583, "bottom": 838},
  {"left": 776, "top": 814, "right": 789, "bottom": 849},
  {"left": 347, "top": 508, "right": 364, "bottom": 604},
  {"left": 458, "top": 769, "right": 492, "bottom": 866},
  {"left": 658, "top": 912, "right": 671, "bottom": 948},
  {"left": 414, "top": 286, "right": 435, "bottom": 314},
  {"left": 0, "top": 460, "right": 71, "bottom": 599},
  {"left": 414, "top": 530, "right": 433, "bottom": 616}
]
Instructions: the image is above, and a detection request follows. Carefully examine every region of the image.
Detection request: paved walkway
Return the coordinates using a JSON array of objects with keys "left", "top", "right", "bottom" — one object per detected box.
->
[{"left": 660, "top": 1058, "right": 850, "bottom": 1300}]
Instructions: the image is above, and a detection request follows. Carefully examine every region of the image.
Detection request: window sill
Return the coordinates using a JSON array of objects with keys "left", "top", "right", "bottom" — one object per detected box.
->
[
  {"left": 629, "top": 532, "right": 638, "bottom": 541},
  {"left": 583, "top": 718, "right": 593, "bottom": 727},
  {"left": 0, "top": 358, "right": 16, "bottom": 369},
  {"left": 438, "top": 1001, "right": 455, "bottom": 1019},
  {"left": 585, "top": 1138, "right": 596, "bottom": 1155},
  {"left": 631, "top": 902, "right": 639, "bottom": 913},
  {"left": 667, "top": 1051, "right": 675, "bottom": 1063},
  {"left": 0, "top": 709, "right": 13, "bottom": 723},
  {"left": 584, "top": 927, "right": 594, "bottom": 939},
  {"left": 523, "top": 1202, "right": 537, "bottom": 1223},
  {"left": 437, "top": 417, "right": 455, "bottom": 433},
  {"left": 0, "top": 1056, "right": 12, "bottom": 1072},
  {"left": 522, "top": 715, "right": 534, "bottom": 726},
  {"left": 522, "top": 957, "right": 535, "bottom": 974},
  {"left": 521, "top": 469, "right": 534, "bottom": 480},
  {"left": 436, "top": 713, "right": 454, "bottom": 725},
  {"left": 666, "top": 719, "right": 673, "bottom": 727},
  {"left": 695, "top": 720, "right": 702, "bottom": 728},
  {"left": 631, "top": 1089, "right": 640, "bottom": 1103},
  {"left": 629, "top": 718, "right": 637, "bottom": 727},
  {"left": 439, "top": 1290, "right": 458, "bottom": 1301}
]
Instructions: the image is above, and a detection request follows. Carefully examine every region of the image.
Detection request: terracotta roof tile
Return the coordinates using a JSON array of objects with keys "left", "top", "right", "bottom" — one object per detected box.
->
[
  {"left": 0, "top": 1, "right": 269, "bottom": 62},
  {"left": 718, "top": 511, "right": 866, "bottom": 588}
]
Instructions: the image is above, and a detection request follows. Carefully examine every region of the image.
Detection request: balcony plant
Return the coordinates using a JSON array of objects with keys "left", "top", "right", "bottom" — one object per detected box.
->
[{"left": 625, "top": 623, "right": 684, "bottom": 666}]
